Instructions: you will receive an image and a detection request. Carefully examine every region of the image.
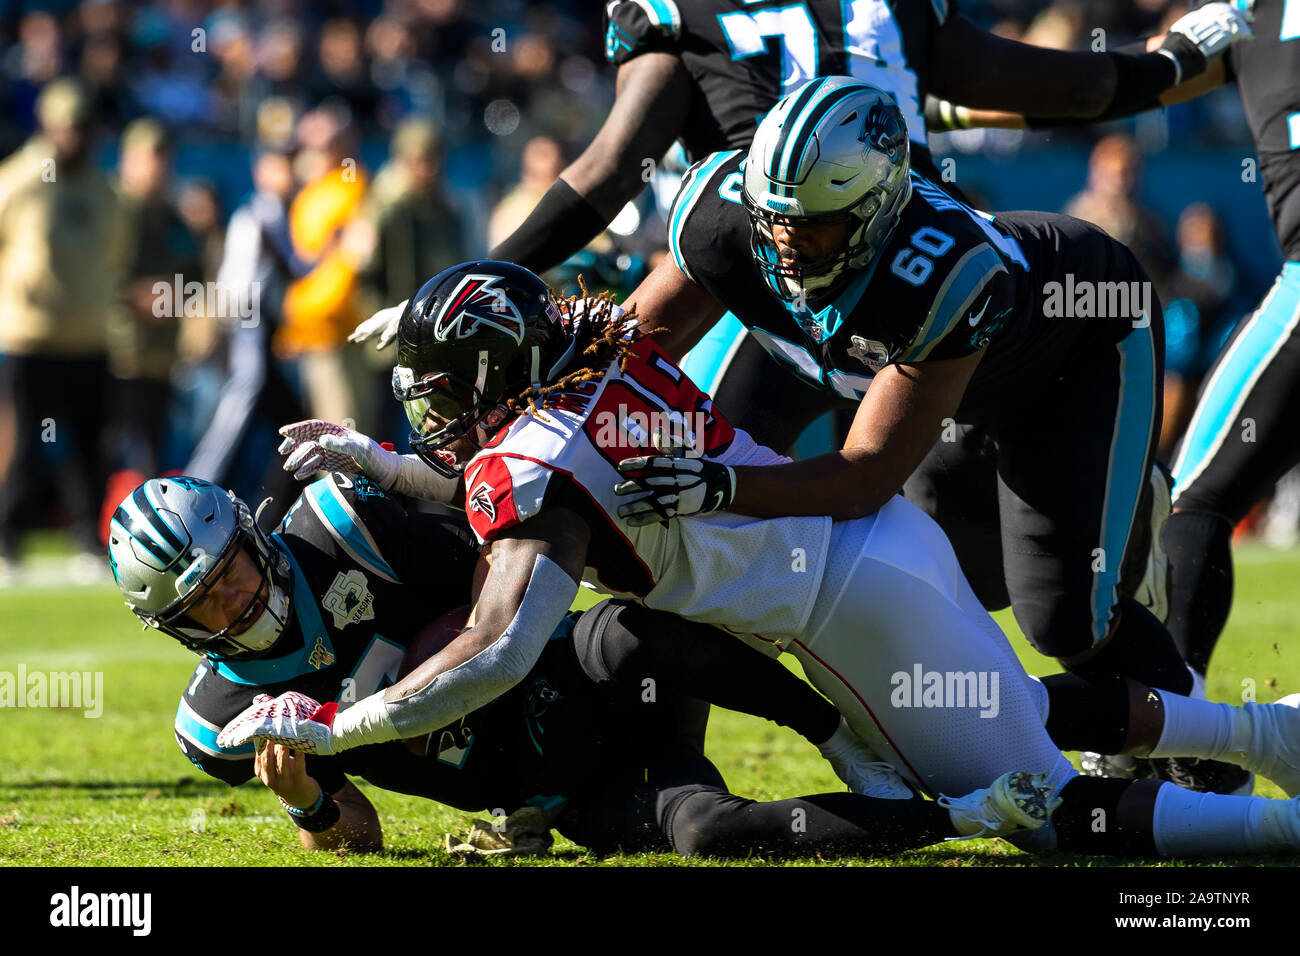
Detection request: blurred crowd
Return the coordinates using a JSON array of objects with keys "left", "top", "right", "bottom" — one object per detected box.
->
[{"left": 0, "top": 0, "right": 1284, "bottom": 571}]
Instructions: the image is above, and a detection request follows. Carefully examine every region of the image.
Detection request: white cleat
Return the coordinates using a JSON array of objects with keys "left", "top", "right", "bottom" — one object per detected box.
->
[
  {"left": 938, "top": 770, "right": 1061, "bottom": 840},
  {"left": 817, "top": 718, "right": 914, "bottom": 799},
  {"left": 1240, "top": 693, "right": 1300, "bottom": 797}
]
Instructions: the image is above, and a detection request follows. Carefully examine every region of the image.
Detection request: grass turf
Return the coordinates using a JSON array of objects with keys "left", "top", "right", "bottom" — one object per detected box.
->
[{"left": 1, "top": 543, "right": 1297, "bottom": 867}]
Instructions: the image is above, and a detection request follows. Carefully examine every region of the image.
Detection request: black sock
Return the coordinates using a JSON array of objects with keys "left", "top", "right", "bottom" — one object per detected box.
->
[
  {"left": 573, "top": 601, "right": 841, "bottom": 745},
  {"left": 1069, "top": 595, "right": 1192, "bottom": 696},
  {"left": 659, "top": 786, "right": 950, "bottom": 858},
  {"left": 1052, "top": 777, "right": 1158, "bottom": 856},
  {"left": 1040, "top": 672, "right": 1132, "bottom": 754},
  {"left": 1164, "top": 511, "right": 1234, "bottom": 675}
]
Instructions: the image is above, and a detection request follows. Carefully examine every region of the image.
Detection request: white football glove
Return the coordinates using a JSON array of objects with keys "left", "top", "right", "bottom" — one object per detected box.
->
[
  {"left": 277, "top": 419, "right": 463, "bottom": 503},
  {"left": 1163, "top": 1, "right": 1253, "bottom": 82},
  {"left": 218, "top": 692, "right": 340, "bottom": 755},
  {"left": 278, "top": 419, "right": 402, "bottom": 485},
  {"left": 347, "top": 299, "right": 408, "bottom": 350}
]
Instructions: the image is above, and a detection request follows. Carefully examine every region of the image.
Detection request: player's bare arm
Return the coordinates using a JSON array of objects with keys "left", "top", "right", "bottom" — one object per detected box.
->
[
  {"left": 254, "top": 742, "right": 382, "bottom": 853},
  {"left": 727, "top": 352, "right": 983, "bottom": 519},
  {"left": 623, "top": 254, "right": 727, "bottom": 360},
  {"left": 489, "top": 52, "right": 692, "bottom": 273}
]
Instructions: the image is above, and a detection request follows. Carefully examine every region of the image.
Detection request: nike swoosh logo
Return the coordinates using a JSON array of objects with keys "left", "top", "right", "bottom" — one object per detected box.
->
[{"left": 967, "top": 297, "right": 991, "bottom": 327}]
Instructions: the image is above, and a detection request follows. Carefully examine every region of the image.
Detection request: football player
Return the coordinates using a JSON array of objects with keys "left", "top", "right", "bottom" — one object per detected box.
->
[
  {"left": 610, "top": 76, "right": 1208, "bottom": 746},
  {"left": 112, "top": 474, "right": 1056, "bottom": 857},
  {"left": 488, "top": 0, "right": 1251, "bottom": 278},
  {"left": 224, "top": 261, "right": 1300, "bottom": 857},
  {"left": 888, "top": 0, "right": 1293, "bottom": 796},
  {"left": 350, "top": 0, "right": 1249, "bottom": 459}
]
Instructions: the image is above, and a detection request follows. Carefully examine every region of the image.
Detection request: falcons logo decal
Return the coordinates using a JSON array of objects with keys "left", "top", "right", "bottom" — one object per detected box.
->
[
  {"left": 433, "top": 274, "right": 526, "bottom": 345},
  {"left": 468, "top": 479, "right": 497, "bottom": 522}
]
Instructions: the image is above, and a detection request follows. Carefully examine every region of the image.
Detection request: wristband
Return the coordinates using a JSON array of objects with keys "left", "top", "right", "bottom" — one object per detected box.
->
[
  {"left": 489, "top": 179, "right": 610, "bottom": 274},
  {"left": 280, "top": 789, "right": 341, "bottom": 833}
]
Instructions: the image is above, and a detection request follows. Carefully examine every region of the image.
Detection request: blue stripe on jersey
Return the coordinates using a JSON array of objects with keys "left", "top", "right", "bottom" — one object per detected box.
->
[
  {"left": 1287, "top": 112, "right": 1300, "bottom": 149},
  {"left": 640, "top": 0, "right": 679, "bottom": 31},
  {"left": 1282, "top": 0, "right": 1300, "bottom": 40},
  {"left": 213, "top": 537, "right": 335, "bottom": 686},
  {"left": 930, "top": 0, "right": 949, "bottom": 24},
  {"left": 175, "top": 696, "right": 253, "bottom": 758},
  {"left": 669, "top": 150, "right": 740, "bottom": 281},
  {"left": 304, "top": 478, "right": 399, "bottom": 582},
  {"left": 1092, "top": 325, "right": 1157, "bottom": 645},
  {"left": 1172, "top": 263, "right": 1300, "bottom": 499},
  {"left": 900, "top": 243, "right": 1007, "bottom": 361},
  {"left": 679, "top": 312, "right": 750, "bottom": 397}
]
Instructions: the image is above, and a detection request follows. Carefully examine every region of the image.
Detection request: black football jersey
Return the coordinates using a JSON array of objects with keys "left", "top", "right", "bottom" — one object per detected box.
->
[
  {"left": 1224, "top": 0, "right": 1300, "bottom": 259},
  {"left": 603, "top": 0, "right": 952, "bottom": 170},
  {"left": 172, "top": 473, "right": 618, "bottom": 811},
  {"left": 669, "top": 150, "right": 1140, "bottom": 421}
]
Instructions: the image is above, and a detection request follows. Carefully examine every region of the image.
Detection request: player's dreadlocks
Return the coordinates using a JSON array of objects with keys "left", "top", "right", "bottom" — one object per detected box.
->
[{"left": 506, "top": 280, "right": 663, "bottom": 418}]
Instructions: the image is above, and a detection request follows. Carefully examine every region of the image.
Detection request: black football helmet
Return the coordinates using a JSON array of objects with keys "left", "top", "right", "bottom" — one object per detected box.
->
[{"left": 393, "top": 261, "right": 574, "bottom": 476}]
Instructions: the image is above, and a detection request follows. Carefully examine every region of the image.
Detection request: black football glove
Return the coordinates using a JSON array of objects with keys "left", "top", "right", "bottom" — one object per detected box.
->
[{"left": 614, "top": 456, "right": 736, "bottom": 527}]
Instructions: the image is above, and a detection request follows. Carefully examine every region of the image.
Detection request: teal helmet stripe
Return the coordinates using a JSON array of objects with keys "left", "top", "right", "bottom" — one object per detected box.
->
[
  {"left": 776, "top": 80, "right": 872, "bottom": 185},
  {"left": 110, "top": 508, "right": 172, "bottom": 566},
  {"left": 133, "top": 484, "right": 186, "bottom": 557},
  {"left": 784, "top": 83, "right": 872, "bottom": 184},
  {"left": 766, "top": 78, "right": 828, "bottom": 182}
]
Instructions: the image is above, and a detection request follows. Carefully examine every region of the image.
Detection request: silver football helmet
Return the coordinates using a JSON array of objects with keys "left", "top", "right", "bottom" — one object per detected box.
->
[
  {"left": 744, "top": 76, "right": 913, "bottom": 303},
  {"left": 107, "top": 477, "right": 292, "bottom": 657}
]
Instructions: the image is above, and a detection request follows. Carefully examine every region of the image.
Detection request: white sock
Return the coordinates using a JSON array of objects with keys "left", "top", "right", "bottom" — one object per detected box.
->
[
  {"left": 816, "top": 717, "right": 858, "bottom": 757},
  {"left": 1151, "top": 782, "right": 1296, "bottom": 855},
  {"left": 1146, "top": 690, "right": 1247, "bottom": 760}
]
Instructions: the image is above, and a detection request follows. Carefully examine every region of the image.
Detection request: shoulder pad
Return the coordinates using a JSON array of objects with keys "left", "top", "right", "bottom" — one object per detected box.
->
[
  {"left": 462, "top": 454, "right": 555, "bottom": 545},
  {"left": 605, "top": 0, "right": 682, "bottom": 65},
  {"left": 668, "top": 150, "right": 744, "bottom": 283}
]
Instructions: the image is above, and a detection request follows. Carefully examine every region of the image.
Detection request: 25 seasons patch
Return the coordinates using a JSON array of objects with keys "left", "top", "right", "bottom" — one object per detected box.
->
[{"left": 322, "top": 569, "right": 376, "bottom": 630}]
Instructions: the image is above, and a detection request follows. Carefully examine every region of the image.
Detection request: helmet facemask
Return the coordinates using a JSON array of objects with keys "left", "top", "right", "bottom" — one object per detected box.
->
[{"left": 394, "top": 362, "right": 508, "bottom": 478}]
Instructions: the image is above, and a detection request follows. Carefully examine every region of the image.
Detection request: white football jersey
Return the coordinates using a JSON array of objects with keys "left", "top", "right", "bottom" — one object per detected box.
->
[{"left": 461, "top": 336, "right": 831, "bottom": 646}]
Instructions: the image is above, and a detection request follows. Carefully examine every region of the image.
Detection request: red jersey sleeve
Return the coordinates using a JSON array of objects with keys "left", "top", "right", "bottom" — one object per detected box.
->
[{"left": 462, "top": 454, "right": 556, "bottom": 544}]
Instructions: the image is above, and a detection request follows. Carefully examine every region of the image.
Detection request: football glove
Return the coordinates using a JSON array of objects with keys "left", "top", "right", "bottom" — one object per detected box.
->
[
  {"left": 1161, "top": 1, "right": 1253, "bottom": 84},
  {"left": 218, "top": 692, "right": 340, "bottom": 755},
  {"left": 278, "top": 419, "right": 402, "bottom": 484},
  {"left": 613, "top": 455, "right": 736, "bottom": 527},
  {"left": 277, "top": 419, "right": 462, "bottom": 503},
  {"left": 347, "top": 299, "right": 408, "bottom": 350}
]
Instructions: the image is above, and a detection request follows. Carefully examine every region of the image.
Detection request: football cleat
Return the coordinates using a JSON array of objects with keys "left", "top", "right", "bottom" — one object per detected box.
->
[
  {"left": 938, "top": 770, "right": 1060, "bottom": 839},
  {"left": 1149, "top": 757, "right": 1254, "bottom": 796},
  {"left": 816, "top": 718, "right": 914, "bottom": 799}
]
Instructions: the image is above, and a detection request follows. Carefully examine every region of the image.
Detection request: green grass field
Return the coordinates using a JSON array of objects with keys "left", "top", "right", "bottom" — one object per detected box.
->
[{"left": 2, "top": 542, "right": 1298, "bottom": 868}]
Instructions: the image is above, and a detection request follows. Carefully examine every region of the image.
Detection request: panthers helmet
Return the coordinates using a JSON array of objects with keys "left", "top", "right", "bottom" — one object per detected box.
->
[
  {"left": 744, "top": 76, "right": 912, "bottom": 303},
  {"left": 393, "top": 260, "right": 573, "bottom": 477},
  {"left": 107, "top": 477, "right": 292, "bottom": 658}
]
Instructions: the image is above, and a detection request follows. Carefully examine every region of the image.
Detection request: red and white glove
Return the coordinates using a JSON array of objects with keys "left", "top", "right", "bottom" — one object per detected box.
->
[
  {"left": 277, "top": 419, "right": 461, "bottom": 503},
  {"left": 218, "top": 692, "right": 340, "bottom": 755},
  {"left": 277, "top": 420, "right": 401, "bottom": 485}
]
